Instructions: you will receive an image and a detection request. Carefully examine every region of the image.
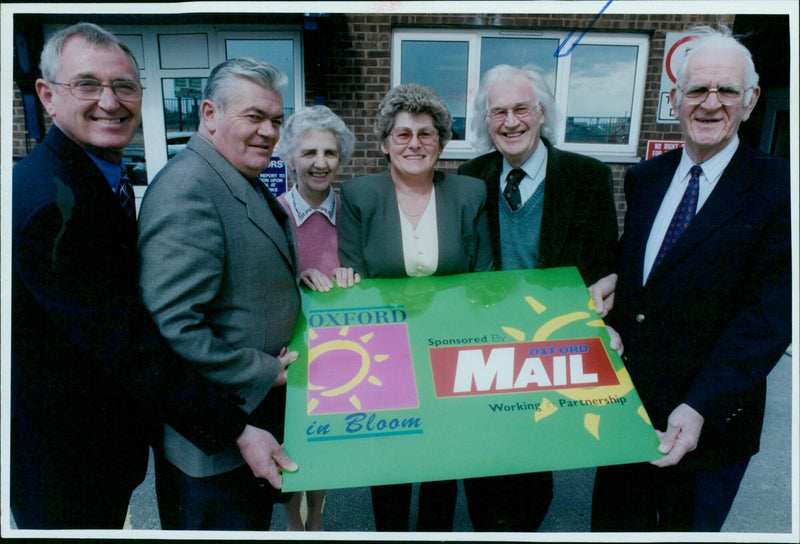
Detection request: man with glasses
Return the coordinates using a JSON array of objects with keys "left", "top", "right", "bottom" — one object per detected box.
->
[
  {"left": 11, "top": 22, "right": 286, "bottom": 529},
  {"left": 456, "top": 64, "right": 619, "bottom": 532},
  {"left": 590, "top": 25, "right": 790, "bottom": 531}
]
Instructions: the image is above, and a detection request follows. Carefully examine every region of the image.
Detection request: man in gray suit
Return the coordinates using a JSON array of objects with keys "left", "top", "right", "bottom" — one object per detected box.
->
[{"left": 138, "top": 58, "right": 301, "bottom": 530}]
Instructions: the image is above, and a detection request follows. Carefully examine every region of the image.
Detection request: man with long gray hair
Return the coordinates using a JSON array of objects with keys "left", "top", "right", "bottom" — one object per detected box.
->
[{"left": 457, "top": 63, "right": 619, "bottom": 532}]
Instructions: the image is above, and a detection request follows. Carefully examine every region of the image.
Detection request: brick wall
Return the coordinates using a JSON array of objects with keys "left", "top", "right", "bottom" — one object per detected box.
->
[{"left": 302, "top": 12, "right": 734, "bottom": 233}]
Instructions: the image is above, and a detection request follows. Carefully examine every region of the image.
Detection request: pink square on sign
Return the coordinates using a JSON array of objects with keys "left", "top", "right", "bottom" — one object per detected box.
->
[{"left": 307, "top": 323, "right": 419, "bottom": 415}]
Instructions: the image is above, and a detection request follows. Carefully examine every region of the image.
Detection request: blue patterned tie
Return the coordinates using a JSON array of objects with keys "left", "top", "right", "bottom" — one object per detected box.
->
[
  {"left": 648, "top": 164, "right": 702, "bottom": 281},
  {"left": 118, "top": 166, "right": 136, "bottom": 220},
  {"left": 503, "top": 168, "right": 525, "bottom": 210}
]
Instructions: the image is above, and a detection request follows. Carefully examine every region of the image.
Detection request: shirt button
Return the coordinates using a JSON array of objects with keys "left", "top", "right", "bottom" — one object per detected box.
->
[{"left": 635, "top": 314, "right": 646, "bottom": 323}]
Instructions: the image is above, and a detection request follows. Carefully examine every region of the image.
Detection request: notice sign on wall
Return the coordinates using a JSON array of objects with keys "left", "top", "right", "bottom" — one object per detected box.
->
[
  {"left": 646, "top": 139, "right": 684, "bottom": 160},
  {"left": 258, "top": 156, "right": 287, "bottom": 197},
  {"left": 282, "top": 268, "right": 661, "bottom": 492},
  {"left": 658, "top": 32, "right": 698, "bottom": 123}
]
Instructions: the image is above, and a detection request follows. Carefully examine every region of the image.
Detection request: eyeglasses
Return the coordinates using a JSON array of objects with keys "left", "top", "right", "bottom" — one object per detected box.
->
[
  {"left": 680, "top": 85, "right": 751, "bottom": 106},
  {"left": 50, "top": 79, "right": 144, "bottom": 102},
  {"left": 488, "top": 104, "right": 538, "bottom": 123},
  {"left": 390, "top": 127, "right": 439, "bottom": 146}
]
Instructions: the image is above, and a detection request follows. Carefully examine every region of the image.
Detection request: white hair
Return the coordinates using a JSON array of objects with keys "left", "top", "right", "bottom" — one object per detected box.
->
[
  {"left": 468, "top": 64, "right": 560, "bottom": 154},
  {"left": 674, "top": 25, "right": 759, "bottom": 107}
]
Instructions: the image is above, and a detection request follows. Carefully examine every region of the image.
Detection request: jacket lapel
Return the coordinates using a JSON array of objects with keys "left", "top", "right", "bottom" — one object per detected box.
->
[
  {"left": 188, "top": 135, "right": 297, "bottom": 272},
  {"left": 483, "top": 153, "right": 504, "bottom": 267},
  {"left": 646, "top": 146, "right": 751, "bottom": 283},
  {"left": 48, "top": 126, "right": 138, "bottom": 240},
  {"left": 539, "top": 142, "right": 575, "bottom": 267},
  {"left": 623, "top": 151, "right": 680, "bottom": 287}
]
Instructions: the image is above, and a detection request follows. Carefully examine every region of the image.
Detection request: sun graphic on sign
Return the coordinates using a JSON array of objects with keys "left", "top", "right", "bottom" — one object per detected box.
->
[
  {"left": 504, "top": 295, "right": 650, "bottom": 439},
  {"left": 307, "top": 323, "right": 419, "bottom": 415}
]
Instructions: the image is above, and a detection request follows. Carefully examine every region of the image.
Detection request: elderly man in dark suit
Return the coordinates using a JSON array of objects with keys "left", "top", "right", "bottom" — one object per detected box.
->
[
  {"left": 590, "top": 26, "right": 790, "bottom": 532},
  {"left": 456, "top": 64, "right": 619, "bottom": 532},
  {"left": 137, "top": 57, "right": 301, "bottom": 530},
  {"left": 10, "top": 23, "right": 280, "bottom": 529}
]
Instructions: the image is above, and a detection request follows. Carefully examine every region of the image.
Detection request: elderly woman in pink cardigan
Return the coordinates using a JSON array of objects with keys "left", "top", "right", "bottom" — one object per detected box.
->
[
  {"left": 275, "top": 105, "right": 359, "bottom": 530},
  {"left": 277, "top": 105, "right": 361, "bottom": 294}
]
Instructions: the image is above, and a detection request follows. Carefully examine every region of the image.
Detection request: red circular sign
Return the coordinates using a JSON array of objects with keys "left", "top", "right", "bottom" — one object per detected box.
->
[{"left": 665, "top": 35, "right": 697, "bottom": 84}]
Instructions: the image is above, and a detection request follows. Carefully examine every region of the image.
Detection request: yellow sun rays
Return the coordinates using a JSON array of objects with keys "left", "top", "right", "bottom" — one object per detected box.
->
[
  {"left": 307, "top": 327, "right": 389, "bottom": 413},
  {"left": 505, "top": 294, "right": 650, "bottom": 440}
]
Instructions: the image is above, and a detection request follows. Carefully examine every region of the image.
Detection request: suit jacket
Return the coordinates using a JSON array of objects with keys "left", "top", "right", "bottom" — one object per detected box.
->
[
  {"left": 457, "top": 138, "right": 618, "bottom": 285},
  {"left": 607, "top": 145, "right": 791, "bottom": 469},
  {"left": 338, "top": 170, "right": 494, "bottom": 278},
  {"left": 138, "top": 134, "right": 301, "bottom": 477},
  {"left": 11, "top": 126, "right": 251, "bottom": 524}
]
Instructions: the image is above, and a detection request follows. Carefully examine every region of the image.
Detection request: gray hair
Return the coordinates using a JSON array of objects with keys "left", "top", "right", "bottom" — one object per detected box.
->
[
  {"left": 40, "top": 22, "right": 140, "bottom": 82},
  {"left": 275, "top": 105, "right": 356, "bottom": 181},
  {"left": 468, "top": 64, "right": 559, "bottom": 153},
  {"left": 674, "top": 25, "right": 760, "bottom": 107},
  {"left": 375, "top": 83, "right": 453, "bottom": 157},
  {"left": 203, "top": 57, "right": 288, "bottom": 112}
]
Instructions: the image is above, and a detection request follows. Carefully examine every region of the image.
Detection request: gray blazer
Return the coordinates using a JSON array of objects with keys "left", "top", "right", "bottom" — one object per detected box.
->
[
  {"left": 338, "top": 170, "right": 493, "bottom": 278},
  {"left": 138, "top": 134, "right": 301, "bottom": 477}
]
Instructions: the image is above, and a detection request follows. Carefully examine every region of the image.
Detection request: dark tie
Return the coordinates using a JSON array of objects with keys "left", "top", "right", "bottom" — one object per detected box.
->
[
  {"left": 118, "top": 166, "right": 136, "bottom": 220},
  {"left": 503, "top": 168, "right": 525, "bottom": 211},
  {"left": 648, "top": 164, "right": 702, "bottom": 281}
]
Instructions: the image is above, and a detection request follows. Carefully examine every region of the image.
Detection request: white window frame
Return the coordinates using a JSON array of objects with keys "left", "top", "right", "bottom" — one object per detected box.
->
[
  {"left": 391, "top": 31, "right": 479, "bottom": 160},
  {"left": 392, "top": 28, "right": 649, "bottom": 162},
  {"left": 83, "top": 23, "right": 303, "bottom": 188}
]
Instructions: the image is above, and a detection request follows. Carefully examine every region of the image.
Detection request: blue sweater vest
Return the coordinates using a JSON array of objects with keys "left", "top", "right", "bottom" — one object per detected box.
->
[{"left": 499, "top": 180, "right": 546, "bottom": 270}]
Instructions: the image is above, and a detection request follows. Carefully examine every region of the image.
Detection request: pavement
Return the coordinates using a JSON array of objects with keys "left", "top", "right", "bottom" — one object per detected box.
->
[{"left": 122, "top": 352, "right": 795, "bottom": 537}]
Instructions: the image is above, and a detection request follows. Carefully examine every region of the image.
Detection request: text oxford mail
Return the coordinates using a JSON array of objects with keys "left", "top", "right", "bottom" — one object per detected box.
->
[{"left": 430, "top": 337, "right": 619, "bottom": 397}]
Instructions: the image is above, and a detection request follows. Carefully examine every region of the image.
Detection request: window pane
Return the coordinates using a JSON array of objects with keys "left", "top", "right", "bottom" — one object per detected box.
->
[
  {"left": 480, "top": 37, "right": 558, "bottom": 91},
  {"left": 162, "top": 78, "right": 205, "bottom": 158},
  {"left": 225, "top": 39, "right": 296, "bottom": 114},
  {"left": 159, "top": 34, "right": 209, "bottom": 69},
  {"left": 565, "top": 44, "right": 638, "bottom": 144},
  {"left": 400, "top": 41, "right": 469, "bottom": 140},
  {"left": 123, "top": 123, "right": 147, "bottom": 185}
]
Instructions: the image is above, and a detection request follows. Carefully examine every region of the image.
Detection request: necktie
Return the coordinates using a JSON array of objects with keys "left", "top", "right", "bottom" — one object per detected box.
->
[
  {"left": 118, "top": 166, "right": 136, "bottom": 220},
  {"left": 648, "top": 164, "right": 702, "bottom": 281},
  {"left": 503, "top": 168, "right": 525, "bottom": 211}
]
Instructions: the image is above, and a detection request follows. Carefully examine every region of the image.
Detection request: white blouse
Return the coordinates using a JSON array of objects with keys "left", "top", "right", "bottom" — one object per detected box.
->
[{"left": 399, "top": 188, "right": 438, "bottom": 277}]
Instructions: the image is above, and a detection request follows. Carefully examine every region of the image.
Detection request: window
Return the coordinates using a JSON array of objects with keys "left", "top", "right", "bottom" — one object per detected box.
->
[
  {"left": 91, "top": 24, "right": 303, "bottom": 187},
  {"left": 225, "top": 37, "right": 301, "bottom": 117},
  {"left": 399, "top": 39, "right": 470, "bottom": 140},
  {"left": 162, "top": 78, "right": 205, "bottom": 159},
  {"left": 392, "top": 29, "right": 649, "bottom": 160}
]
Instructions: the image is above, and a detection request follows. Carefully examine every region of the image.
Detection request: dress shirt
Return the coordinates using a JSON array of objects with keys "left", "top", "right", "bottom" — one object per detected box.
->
[
  {"left": 499, "top": 139, "right": 548, "bottom": 205},
  {"left": 86, "top": 150, "right": 124, "bottom": 193},
  {"left": 643, "top": 136, "right": 740, "bottom": 283},
  {"left": 282, "top": 185, "right": 337, "bottom": 226}
]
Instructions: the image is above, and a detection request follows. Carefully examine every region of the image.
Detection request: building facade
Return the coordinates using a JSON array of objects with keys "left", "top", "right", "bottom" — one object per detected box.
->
[{"left": 9, "top": 8, "right": 791, "bottom": 230}]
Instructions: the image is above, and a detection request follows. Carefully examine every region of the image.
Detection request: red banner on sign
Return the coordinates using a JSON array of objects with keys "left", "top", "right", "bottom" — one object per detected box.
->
[{"left": 430, "top": 337, "right": 619, "bottom": 397}]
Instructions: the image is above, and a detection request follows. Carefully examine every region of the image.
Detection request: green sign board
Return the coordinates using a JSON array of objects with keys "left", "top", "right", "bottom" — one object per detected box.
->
[{"left": 283, "top": 267, "right": 660, "bottom": 492}]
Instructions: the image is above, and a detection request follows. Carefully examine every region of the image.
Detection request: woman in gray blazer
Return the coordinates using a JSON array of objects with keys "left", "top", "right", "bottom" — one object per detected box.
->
[{"left": 338, "top": 83, "right": 493, "bottom": 532}]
